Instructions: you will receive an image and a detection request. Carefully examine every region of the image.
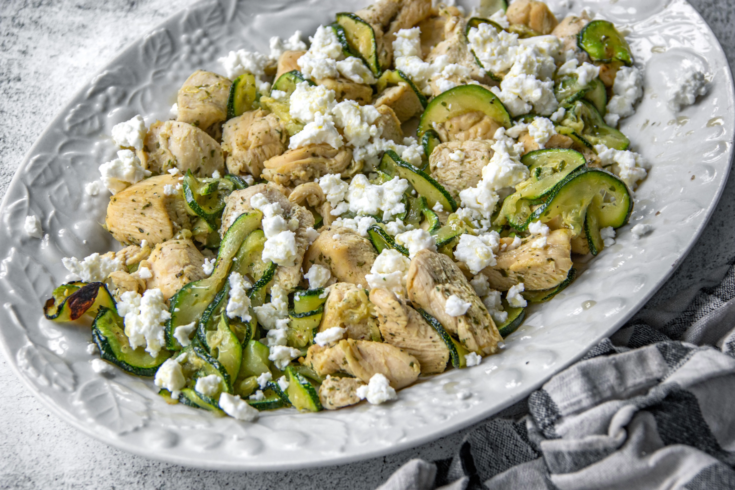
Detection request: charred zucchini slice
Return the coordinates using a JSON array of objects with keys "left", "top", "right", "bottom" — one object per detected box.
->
[
  {"left": 418, "top": 85, "right": 512, "bottom": 137},
  {"left": 44, "top": 282, "right": 115, "bottom": 322},
  {"left": 227, "top": 73, "right": 258, "bottom": 120},
  {"left": 335, "top": 13, "right": 381, "bottom": 76},
  {"left": 578, "top": 20, "right": 633, "bottom": 66}
]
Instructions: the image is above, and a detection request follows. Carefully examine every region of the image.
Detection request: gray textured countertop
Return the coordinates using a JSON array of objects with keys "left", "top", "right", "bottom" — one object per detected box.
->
[{"left": 1, "top": 1, "right": 734, "bottom": 488}]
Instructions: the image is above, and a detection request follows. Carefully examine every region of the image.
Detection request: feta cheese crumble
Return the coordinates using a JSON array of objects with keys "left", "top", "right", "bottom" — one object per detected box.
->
[
  {"left": 557, "top": 58, "right": 600, "bottom": 87},
  {"left": 314, "top": 326, "right": 346, "bottom": 346},
  {"left": 600, "top": 226, "right": 616, "bottom": 248},
  {"left": 318, "top": 174, "right": 349, "bottom": 210},
  {"left": 668, "top": 67, "right": 709, "bottom": 112},
  {"left": 90, "top": 358, "right": 114, "bottom": 374},
  {"left": 154, "top": 358, "right": 186, "bottom": 398},
  {"left": 454, "top": 232, "right": 500, "bottom": 274},
  {"left": 445, "top": 294, "right": 472, "bottom": 317},
  {"left": 527, "top": 117, "right": 556, "bottom": 149},
  {"left": 219, "top": 392, "right": 259, "bottom": 422},
  {"left": 288, "top": 112, "right": 343, "bottom": 150},
  {"left": 297, "top": 25, "right": 344, "bottom": 80},
  {"left": 483, "top": 290, "right": 508, "bottom": 324},
  {"left": 631, "top": 223, "right": 654, "bottom": 239},
  {"left": 173, "top": 321, "right": 197, "bottom": 348},
  {"left": 395, "top": 229, "right": 436, "bottom": 257},
  {"left": 365, "top": 248, "right": 412, "bottom": 295},
  {"left": 136, "top": 266, "right": 153, "bottom": 280},
  {"left": 118, "top": 289, "right": 170, "bottom": 357},
  {"left": 528, "top": 221, "right": 550, "bottom": 236},
  {"left": 594, "top": 144, "right": 649, "bottom": 190},
  {"left": 256, "top": 371, "right": 272, "bottom": 389},
  {"left": 290, "top": 82, "right": 337, "bottom": 124},
  {"left": 249, "top": 390, "right": 266, "bottom": 401},
  {"left": 86, "top": 343, "right": 97, "bottom": 355},
  {"left": 250, "top": 194, "right": 300, "bottom": 267},
  {"left": 356, "top": 373, "right": 397, "bottom": 405},
  {"left": 346, "top": 174, "right": 410, "bottom": 221},
  {"left": 332, "top": 216, "right": 377, "bottom": 236},
  {"left": 218, "top": 49, "right": 270, "bottom": 79},
  {"left": 202, "top": 257, "right": 215, "bottom": 276},
  {"left": 269, "top": 31, "right": 307, "bottom": 60},
  {"left": 226, "top": 272, "right": 253, "bottom": 322},
  {"left": 253, "top": 284, "right": 289, "bottom": 330},
  {"left": 605, "top": 66, "right": 644, "bottom": 126},
  {"left": 24, "top": 215, "right": 43, "bottom": 239},
  {"left": 111, "top": 115, "right": 146, "bottom": 150},
  {"left": 266, "top": 328, "right": 288, "bottom": 347},
  {"left": 465, "top": 352, "right": 482, "bottom": 367},
  {"left": 304, "top": 264, "right": 331, "bottom": 289},
  {"left": 99, "top": 149, "right": 151, "bottom": 194},
  {"left": 195, "top": 374, "right": 221, "bottom": 397},
  {"left": 268, "top": 345, "right": 301, "bottom": 370},
  {"left": 85, "top": 180, "right": 103, "bottom": 196},
  {"left": 276, "top": 375, "right": 290, "bottom": 392},
  {"left": 62, "top": 252, "right": 123, "bottom": 282},
  {"left": 507, "top": 283, "right": 528, "bottom": 308},
  {"left": 470, "top": 274, "right": 491, "bottom": 297}
]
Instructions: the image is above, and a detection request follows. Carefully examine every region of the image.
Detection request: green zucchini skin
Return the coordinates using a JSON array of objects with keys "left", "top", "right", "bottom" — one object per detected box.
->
[
  {"left": 555, "top": 77, "right": 608, "bottom": 116},
  {"left": 368, "top": 224, "right": 410, "bottom": 256},
  {"left": 44, "top": 281, "right": 115, "bottom": 322},
  {"left": 421, "top": 129, "right": 441, "bottom": 163},
  {"left": 380, "top": 150, "right": 458, "bottom": 212},
  {"left": 286, "top": 366, "right": 322, "bottom": 412},
  {"left": 292, "top": 289, "right": 328, "bottom": 314},
  {"left": 178, "top": 388, "right": 226, "bottom": 416},
  {"left": 496, "top": 305, "right": 525, "bottom": 338},
  {"left": 248, "top": 390, "right": 288, "bottom": 411},
  {"left": 92, "top": 307, "right": 171, "bottom": 377},
  {"left": 227, "top": 73, "right": 258, "bottom": 120},
  {"left": 418, "top": 85, "right": 512, "bottom": 137},
  {"left": 578, "top": 20, "right": 633, "bottom": 66},
  {"left": 375, "top": 70, "right": 428, "bottom": 109},
  {"left": 560, "top": 100, "right": 629, "bottom": 150},
  {"left": 288, "top": 305, "right": 325, "bottom": 348},
  {"left": 417, "top": 308, "right": 468, "bottom": 369},
  {"left": 272, "top": 70, "right": 315, "bottom": 95},
  {"left": 335, "top": 13, "right": 381, "bottom": 76}
]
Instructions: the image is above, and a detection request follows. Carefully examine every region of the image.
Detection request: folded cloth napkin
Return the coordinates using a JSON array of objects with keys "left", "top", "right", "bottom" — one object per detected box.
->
[{"left": 378, "top": 264, "right": 735, "bottom": 490}]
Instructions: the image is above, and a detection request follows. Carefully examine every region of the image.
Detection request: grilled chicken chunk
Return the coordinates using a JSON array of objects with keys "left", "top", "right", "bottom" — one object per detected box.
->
[
  {"left": 304, "top": 226, "right": 377, "bottom": 288},
  {"left": 373, "top": 84, "right": 424, "bottom": 123},
  {"left": 416, "top": 6, "right": 464, "bottom": 58},
  {"left": 406, "top": 250, "right": 502, "bottom": 356},
  {"left": 262, "top": 144, "right": 353, "bottom": 187},
  {"left": 519, "top": 132, "right": 574, "bottom": 154},
  {"left": 552, "top": 14, "right": 590, "bottom": 56},
  {"left": 430, "top": 140, "right": 494, "bottom": 201},
  {"left": 276, "top": 50, "right": 306, "bottom": 80},
  {"left": 482, "top": 229, "right": 574, "bottom": 291},
  {"left": 317, "top": 78, "right": 373, "bottom": 105},
  {"left": 376, "top": 105, "right": 404, "bottom": 143},
  {"left": 318, "top": 376, "right": 365, "bottom": 410},
  {"left": 105, "top": 175, "right": 191, "bottom": 246},
  {"left": 222, "top": 109, "right": 288, "bottom": 179},
  {"left": 221, "top": 184, "right": 314, "bottom": 290},
  {"left": 306, "top": 339, "right": 420, "bottom": 389},
  {"left": 176, "top": 70, "right": 232, "bottom": 140},
  {"left": 289, "top": 183, "right": 335, "bottom": 227},
  {"left": 143, "top": 121, "right": 225, "bottom": 177},
  {"left": 321, "top": 283, "right": 381, "bottom": 341},
  {"left": 433, "top": 111, "right": 504, "bottom": 142},
  {"left": 507, "top": 0, "right": 559, "bottom": 35},
  {"left": 106, "top": 271, "right": 145, "bottom": 298},
  {"left": 141, "top": 238, "right": 207, "bottom": 300},
  {"left": 370, "top": 288, "right": 449, "bottom": 374}
]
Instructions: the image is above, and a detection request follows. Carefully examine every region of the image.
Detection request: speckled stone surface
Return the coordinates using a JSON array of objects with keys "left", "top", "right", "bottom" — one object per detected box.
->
[{"left": 0, "top": 1, "right": 733, "bottom": 488}]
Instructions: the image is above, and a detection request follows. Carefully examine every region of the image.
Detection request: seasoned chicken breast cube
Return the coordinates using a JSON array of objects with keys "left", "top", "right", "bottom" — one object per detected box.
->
[
  {"left": 552, "top": 14, "right": 591, "bottom": 56},
  {"left": 143, "top": 120, "right": 225, "bottom": 177},
  {"left": 176, "top": 70, "right": 232, "bottom": 140},
  {"left": 142, "top": 238, "right": 207, "bottom": 300},
  {"left": 430, "top": 140, "right": 494, "bottom": 201},
  {"left": 318, "top": 376, "right": 365, "bottom": 410},
  {"left": 304, "top": 226, "right": 377, "bottom": 288},
  {"left": 262, "top": 144, "right": 353, "bottom": 188},
  {"left": 482, "top": 229, "right": 574, "bottom": 291},
  {"left": 105, "top": 174, "right": 191, "bottom": 246},
  {"left": 317, "top": 78, "right": 373, "bottom": 105},
  {"left": 433, "top": 111, "right": 504, "bottom": 142},
  {"left": 376, "top": 105, "right": 404, "bottom": 143},
  {"left": 373, "top": 84, "right": 424, "bottom": 123},
  {"left": 276, "top": 50, "right": 306, "bottom": 81},
  {"left": 222, "top": 109, "right": 288, "bottom": 179},
  {"left": 507, "top": 0, "right": 559, "bottom": 35},
  {"left": 406, "top": 250, "right": 502, "bottom": 356},
  {"left": 370, "top": 288, "right": 450, "bottom": 374},
  {"left": 321, "top": 283, "right": 381, "bottom": 341}
]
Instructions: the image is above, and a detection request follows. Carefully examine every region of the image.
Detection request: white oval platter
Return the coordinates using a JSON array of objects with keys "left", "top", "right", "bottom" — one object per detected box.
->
[{"left": 0, "top": 0, "right": 732, "bottom": 471}]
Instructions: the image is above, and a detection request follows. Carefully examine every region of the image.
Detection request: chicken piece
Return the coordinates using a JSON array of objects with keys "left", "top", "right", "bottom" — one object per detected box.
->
[
  {"left": 220, "top": 184, "right": 314, "bottom": 290},
  {"left": 416, "top": 6, "right": 464, "bottom": 58},
  {"left": 106, "top": 271, "right": 145, "bottom": 299},
  {"left": 370, "top": 288, "right": 449, "bottom": 374},
  {"left": 106, "top": 175, "right": 191, "bottom": 246},
  {"left": 304, "top": 226, "right": 377, "bottom": 288},
  {"left": 319, "top": 376, "right": 365, "bottom": 410},
  {"left": 321, "top": 283, "right": 381, "bottom": 341},
  {"left": 317, "top": 78, "right": 373, "bottom": 105},
  {"left": 519, "top": 132, "right": 574, "bottom": 154},
  {"left": 221, "top": 109, "right": 288, "bottom": 179},
  {"left": 376, "top": 105, "right": 404, "bottom": 143},
  {"left": 598, "top": 62, "right": 622, "bottom": 89},
  {"left": 552, "top": 14, "right": 590, "bottom": 55},
  {"left": 114, "top": 244, "right": 151, "bottom": 267},
  {"left": 406, "top": 250, "right": 502, "bottom": 356},
  {"left": 433, "top": 111, "right": 504, "bottom": 142},
  {"left": 507, "top": 0, "right": 559, "bottom": 35},
  {"left": 482, "top": 229, "right": 574, "bottom": 291},
  {"left": 430, "top": 140, "right": 493, "bottom": 201},
  {"left": 306, "top": 339, "right": 421, "bottom": 389},
  {"left": 143, "top": 121, "right": 225, "bottom": 177},
  {"left": 276, "top": 50, "right": 306, "bottom": 81},
  {"left": 262, "top": 144, "right": 353, "bottom": 187},
  {"left": 289, "top": 183, "right": 335, "bottom": 227},
  {"left": 141, "top": 238, "right": 207, "bottom": 300},
  {"left": 373, "top": 84, "right": 424, "bottom": 123},
  {"left": 176, "top": 70, "right": 232, "bottom": 140}
]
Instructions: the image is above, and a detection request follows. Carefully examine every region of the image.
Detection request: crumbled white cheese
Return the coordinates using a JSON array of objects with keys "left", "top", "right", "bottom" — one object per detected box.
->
[
  {"left": 99, "top": 149, "right": 151, "bottom": 194},
  {"left": 489, "top": 9, "right": 510, "bottom": 28},
  {"left": 253, "top": 284, "right": 289, "bottom": 330},
  {"left": 395, "top": 229, "right": 436, "bottom": 258},
  {"left": 90, "top": 358, "right": 114, "bottom": 374},
  {"left": 337, "top": 57, "right": 377, "bottom": 84},
  {"left": 250, "top": 194, "right": 300, "bottom": 267},
  {"left": 119, "top": 289, "right": 170, "bottom": 357},
  {"left": 62, "top": 252, "right": 123, "bottom": 282},
  {"left": 332, "top": 216, "right": 377, "bottom": 237},
  {"left": 605, "top": 66, "right": 644, "bottom": 126},
  {"left": 289, "top": 112, "right": 344, "bottom": 150},
  {"left": 470, "top": 274, "right": 490, "bottom": 297},
  {"left": 557, "top": 59, "right": 600, "bottom": 87},
  {"left": 173, "top": 321, "right": 196, "bottom": 348},
  {"left": 268, "top": 345, "right": 301, "bottom": 370},
  {"left": 163, "top": 183, "right": 182, "bottom": 196},
  {"left": 296, "top": 25, "right": 344, "bottom": 80},
  {"left": 531, "top": 237, "right": 547, "bottom": 249},
  {"left": 212, "top": 170, "right": 221, "bottom": 179},
  {"left": 304, "top": 264, "right": 331, "bottom": 289},
  {"left": 266, "top": 328, "right": 288, "bottom": 348},
  {"left": 600, "top": 226, "right": 616, "bottom": 248},
  {"left": 276, "top": 375, "right": 290, "bottom": 392},
  {"left": 318, "top": 173, "right": 349, "bottom": 209},
  {"left": 356, "top": 373, "right": 397, "bottom": 405},
  {"left": 465, "top": 352, "right": 483, "bottom": 367},
  {"left": 550, "top": 107, "right": 566, "bottom": 123},
  {"left": 256, "top": 371, "right": 272, "bottom": 389},
  {"left": 331, "top": 100, "right": 382, "bottom": 148},
  {"left": 445, "top": 294, "right": 472, "bottom": 317},
  {"left": 449, "top": 150, "right": 465, "bottom": 162},
  {"left": 365, "top": 248, "right": 412, "bottom": 295},
  {"left": 528, "top": 117, "right": 556, "bottom": 149},
  {"left": 594, "top": 144, "right": 649, "bottom": 190},
  {"left": 346, "top": 174, "right": 409, "bottom": 221},
  {"left": 218, "top": 49, "right": 270, "bottom": 79},
  {"left": 111, "top": 115, "right": 146, "bottom": 150},
  {"left": 167, "top": 167, "right": 181, "bottom": 176},
  {"left": 454, "top": 232, "right": 500, "bottom": 274},
  {"left": 483, "top": 290, "right": 508, "bottom": 324},
  {"left": 249, "top": 390, "right": 266, "bottom": 401},
  {"left": 195, "top": 374, "right": 221, "bottom": 397},
  {"left": 528, "top": 221, "right": 550, "bottom": 236},
  {"left": 219, "top": 392, "right": 259, "bottom": 422},
  {"left": 270, "top": 89, "right": 288, "bottom": 101},
  {"left": 668, "top": 67, "right": 708, "bottom": 112},
  {"left": 631, "top": 223, "right": 654, "bottom": 239},
  {"left": 433, "top": 202, "right": 445, "bottom": 213},
  {"left": 86, "top": 343, "right": 97, "bottom": 355},
  {"left": 507, "top": 283, "right": 527, "bottom": 308},
  {"left": 226, "top": 272, "right": 253, "bottom": 323},
  {"left": 24, "top": 215, "right": 43, "bottom": 239},
  {"left": 169, "top": 103, "right": 178, "bottom": 118},
  {"left": 467, "top": 22, "right": 519, "bottom": 76},
  {"left": 505, "top": 236, "right": 522, "bottom": 252},
  {"left": 393, "top": 27, "right": 422, "bottom": 58},
  {"left": 154, "top": 358, "right": 186, "bottom": 398},
  {"left": 269, "top": 30, "right": 308, "bottom": 60},
  {"left": 85, "top": 180, "right": 104, "bottom": 196},
  {"left": 289, "top": 82, "right": 337, "bottom": 124},
  {"left": 314, "top": 326, "right": 346, "bottom": 346},
  {"left": 202, "top": 257, "right": 215, "bottom": 276}
]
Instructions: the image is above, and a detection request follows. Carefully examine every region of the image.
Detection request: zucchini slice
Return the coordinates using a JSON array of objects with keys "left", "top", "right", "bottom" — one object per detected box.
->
[
  {"left": 224, "top": 174, "right": 249, "bottom": 190},
  {"left": 560, "top": 100, "right": 629, "bottom": 151},
  {"left": 578, "top": 20, "right": 633, "bottom": 66},
  {"left": 180, "top": 340, "right": 232, "bottom": 394},
  {"left": 376, "top": 70, "right": 428, "bottom": 109},
  {"left": 522, "top": 268, "right": 577, "bottom": 304},
  {"left": 496, "top": 303, "right": 525, "bottom": 338},
  {"left": 431, "top": 213, "right": 466, "bottom": 247},
  {"left": 248, "top": 389, "right": 288, "bottom": 411},
  {"left": 259, "top": 96, "right": 304, "bottom": 136},
  {"left": 238, "top": 340, "right": 272, "bottom": 380},
  {"left": 232, "top": 229, "right": 270, "bottom": 282},
  {"left": 183, "top": 171, "right": 234, "bottom": 231},
  {"left": 404, "top": 195, "right": 424, "bottom": 227},
  {"left": 518, "top": 148, "right": 587, "bottom": 202},
  {"left": 92, "top": 307, "right": 170, "bottom": 377},
  {"left": 199, "top": 304, "right": 243, "bottom": 382},
  {"left": 420, "top": 197, "right": 441, "bottom": 233},
  {"left": 417, "top": 308, "right": 468, "bottom": 369},
  {"left": 44, "top": 282, "right": 115, "bottom": 322},
  {"left": 234, "top": 375, "right": 259, "bottom": 399},
  {"left": 421, "top": 129, "right": 441, "bottom": 162},
  {"left": 335, "top": 13, "right": 381, "bottom": 76},
  {"left": 292, "top": 289, "right": 328, "bottom": 314},
  {"left": 418, "top": 85, "right": 512, "bottom": 137},
  {"left": 530, "top": 168, "right": 632, "bottom": 236},
  {"left": 465, "top": 17, "right": 505, "bottom": 37},
  {"left": 556, "top": 126, "right": 594, "bottom": 151},
  {"left": 272, "top": 70, "right": 315, "bottom": 96},
  {"left": 380, "top": 150, "right": 458, "bottom": 212},
  {"left": 288, "top": 306, "right": 324, "bottom": 348},
  {"left": 584, "top": 197, "right": 605, "bottom": 256},
  {"left": 555, "top": 77, "right": 608, "bottom": 115},
  {"left": 248, "top": 261, "right": 277, "bottom": 308},
  {"left": 285, "top": 366, "right": 322, "bottom": 412},
  {"left": 166, "top": 211, "right": 262, "bottom": 350},
  {"left": 368, "top": 224, "right": 410, "bottom": 256},
  {"left": 477, "top": 0, "right": 508, "bottom": 17},
  {"left": 178, "top": 388, "right": 225, "bottom": 416},
  {"left": 227, "top": 73, "right": 258, "bottom": 120}
]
